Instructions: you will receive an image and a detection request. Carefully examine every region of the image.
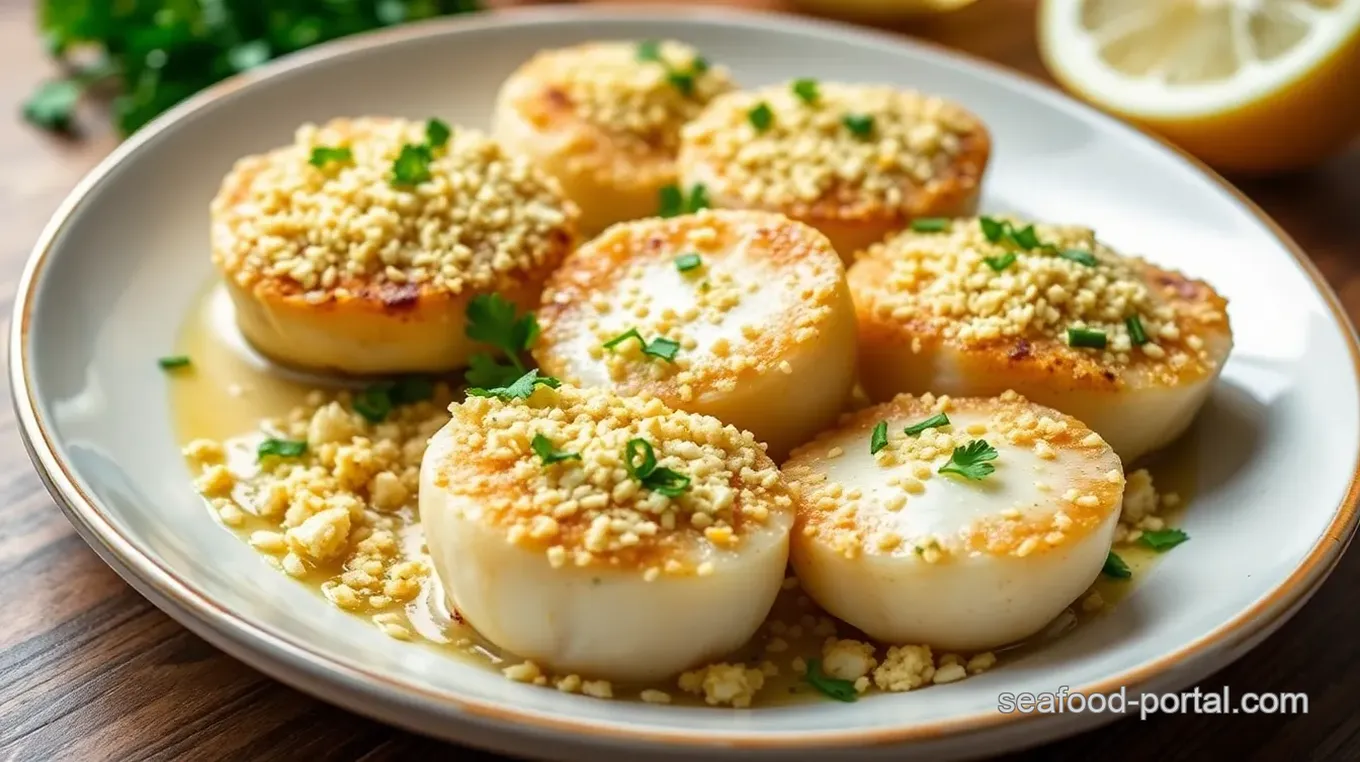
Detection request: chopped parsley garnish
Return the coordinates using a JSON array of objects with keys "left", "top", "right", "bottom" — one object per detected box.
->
[
  {"left": 308, "top": 146, "right": 352, "bottom": 169},
  {"left": 603, "top": 329, "right": 680, "bottom": 362},
  {"left": 675, "top": 253, "right": 703, "bottom": 272},
  {"left": 390, "top": 143, "right": 433, "bottom": 185},
  {"left": 667, "top": 71, "right": 696, "bottom": 96},
  {"left": 636, "top": 39, "right": 663, "bottom": 62},
  {"left": 842, "top": 113, "right": 874, "bottom": 138},
  {"left": 157, "top": 355, "right": 191, "bottom": 370},
  {"left": 910, "top": 218, "right": 950, "bottom": 233},
  {"left": 258, "top": 438, "right": 307, "bottom": 460},
  {"left": 426, "top": 118, "right": 451, "bottom": 149},
  {"left": 979, "top": 216, "right": 1006, "bottom": 243},
  {"left": 870, "top": 420, "right": 889, "bottom": 454},
  {"left": 1139, "top": 528, "right": 1189, "bottom": 552},
  {"left": 464, "top": 294, "right": 540, "bottom": 389},
  {"left": 352, "top": 376, "right": 436, "bottom": 423},
  {"left": 903, "top": 413, "right": 949, "bottom": 437},
  {"left": 23, "top": 80, "right": 81, "bottom": 133},
  {"left": 1102, "top": 551, "right": 1132, "bottom": 579},
  {"left": 984, "top": 253, "right": 1016, "bottom": 272},
  {"left": 791, "top": 78, "right": 820, "bottom": 104},
  {"left": 465, "top": 368, "right": 560, "bottom": 401},
  {"left": 1067, "top": 327, "right": 1108, "bottom": 349},
  {"left": 1126, "top": 315, "right": 1149, "bottom": 346},
  {"left": 623, "top": 438, "right": 691, "bottom": 497},
  {"left": 748, "top": 101, "right": 773, "bottom": 132},
  {"left": 938, "top": 439, "right": 998, "bottom": 480},
  {"left": 1009, "top": 224, "right": 1041, "bottom": 250},
  {"left": 1058, "top": 248, "right": 1097, "bottom": 267},
  {"left": 658, "top": 183, "right": 710, "bottom": 217},
  {"left": 532, "top": 433, "right": 580, "bottom": 465},
  {"left": 805, "top": 659, "right": 857, "bottom": 702}
]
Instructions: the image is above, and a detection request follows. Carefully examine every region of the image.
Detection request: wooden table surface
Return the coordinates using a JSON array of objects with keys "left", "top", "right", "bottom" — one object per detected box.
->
[{"left": 3, "top": 1, "right": 1359, "bottom": 760}]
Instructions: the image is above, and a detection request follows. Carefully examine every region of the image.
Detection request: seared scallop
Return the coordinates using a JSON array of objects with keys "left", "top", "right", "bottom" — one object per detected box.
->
[
  {"left": 419, "top": 384, "right": 796, "bottom": 682},
  {"left": 785, "top": 392, "right": 1123, "bottom": 652},
  {"left": 849, "top": 217, "right": 1232, "bottom": 462},
  {"left": 678, "top": 81, "right": 990, "bottom": 262},
  {"left": 211, "top": 117, "right": 579, "bottom": 375},
  {"left": 492, "top": 40, "right": 736, "bottom": 235},
  {"left": 534, "top": 209, "right": 857, "bottom": 461}
]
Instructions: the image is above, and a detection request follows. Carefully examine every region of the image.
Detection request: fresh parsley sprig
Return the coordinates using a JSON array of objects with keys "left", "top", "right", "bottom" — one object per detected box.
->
[
  {"left": 463, "top": 294, "right": 541, "bottom": 389},
  {"left": 624, "top": 438, "right": 691, "bottom": 497},
  {"left": 466, "top": 368, "right": 560, "bottom": 401},
  {"left": 938, "top": 439, "right": 998, "bottom": 480}
]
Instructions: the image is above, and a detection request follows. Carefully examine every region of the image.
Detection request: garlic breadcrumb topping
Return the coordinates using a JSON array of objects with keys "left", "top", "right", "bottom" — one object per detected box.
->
[
  {"left": 856, "top": 217, "right": 1229, "bottom": 373},
  {"left": 212, "top": 117, "right": 577, "bottom": 297},
  {"left": 510, "top": 41, "right": 734, "bottom": 157},
  {"left": 432, "top": 384, "right": 793, "bottom": 574},
  {"left": 680, "top": 82, "right": 986, "bottom": 215}
]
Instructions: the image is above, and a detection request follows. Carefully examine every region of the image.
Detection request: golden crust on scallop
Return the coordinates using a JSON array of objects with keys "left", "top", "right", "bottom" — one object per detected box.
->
[
  {"left": 493, "top": 40, "right": 736, "bottom": 195},
  {"left": 784, "top": 391, "right": 1123, "bottom": 559},
  {"left": 849, "top": 217, "right": 1232, "bottom": 393},
  {"left": 534, "top": 209, "right": 849, "bottom": 404},
  {"left": 428, "top": 384, "right": 794, "bottom": 573},
  {"left": 678, "top": 82, "right": 989, "bottom": 235}
]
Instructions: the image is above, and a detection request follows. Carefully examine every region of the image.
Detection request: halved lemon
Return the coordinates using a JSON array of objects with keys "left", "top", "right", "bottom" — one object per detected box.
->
[{"left": 1040, "top": 0, "right": 1360, "bottom": 173}]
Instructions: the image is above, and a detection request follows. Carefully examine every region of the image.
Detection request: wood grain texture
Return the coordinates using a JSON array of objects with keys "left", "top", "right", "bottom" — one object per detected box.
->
[{"left": 2, "top": 0, "right": 1358, "bottom": 760}]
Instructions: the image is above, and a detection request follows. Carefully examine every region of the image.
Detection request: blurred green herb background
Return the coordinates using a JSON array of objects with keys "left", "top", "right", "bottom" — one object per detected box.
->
[{"left": 23, "top": 0, "right": 482, "bottom": 136}]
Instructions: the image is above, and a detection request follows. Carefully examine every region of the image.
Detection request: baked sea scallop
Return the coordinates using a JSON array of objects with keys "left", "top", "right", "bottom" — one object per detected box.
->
[
  {"left": 533, "top": 209, "right": 858, "bottom": 460},
  {"left": 850, "top": 217, "right": 1232, "bottom": 462},
  {"left": 419, "top": 383, "right": 796, "bottom": 682},
  {"left": 211, "top": 117, "right": 579, "bottom": 375},
  {"left": 678, "top": 81, "right": 990, "bottom": 261},
  {"left": 492, "top": 40, "right": 736, "bottom": 235},
  {"left": 784, "top": 391, "right": 1123, "bottom": 651}
]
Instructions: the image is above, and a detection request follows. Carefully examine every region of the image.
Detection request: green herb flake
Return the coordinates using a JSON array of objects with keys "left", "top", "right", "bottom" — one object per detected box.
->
[
  {"left": 22, "top": 80, "right": 81, "bottom": 133},
  {"left": 1102, "top": 551, "right": 1132, "bottom": 580},
  {"left": 623, "top": 438, "right": 691, "bottom": 497},
  {"left": 870, "top": 420, "right": 889, "bottom": 454},
  {"left": 979, "top": 216, "right": 1006, "bottom": 243},
  {"left": 658, "top": 184, "right": 685, "bottom": 217},
  {"left": 258, "top": 438, "right": 307, "bottom": 460},
  {"left": 463, "top": 294, "right": 539, "bottom": 389},
  {"left": 667, "top": 71, "right": 695, "bottom": 96},
  {"left": 532, "top": 433, "right": 580, "bottom": 466},
  {"left": 938, "top": 439, "right": 998, "bottom": 481},
  {"left": 675, "top": 253, "right": 703, "bottom": 272},
  {"left": 308, "top": 146, "right": 352, "bottom": 169},
  {"left": 1139, "top": 528, "right": 1189, "bottom": 552},
  {"left": 465, "top": 368, "right": 561, "bottom": 401},
  {"left": 644, "top": 336, "right": 681, "bottom": 362},
  {"left": 1058, "top": 248, "right": 1098, "bottom": 267},
  {"left": 353, "top": 384, "right": 395, "bottom": 423},
  {"left": 426, "top": 118, "right": 451, "bottom": 149},
  {"left": 1126, "top": 315, "right": 1149, "bottom": 346},
  {"left": 904, "top": 413, "right": 949, "bottom": 437},
  {"left": 692, "top": 56, "right": 710, "bottom": 74},
  {"left": 791, "top": 78, "right": 820, "bottom": 104},
  {"left": 391, "top": 143, "right": 434, "bottom": 186},
  {"left": 910, "top": 218, "right": 950, "bottom": 233},
  {"left": 688, "top": 183, "right": 710, "bottom": 213},
  {"left": 157, "top": 355, "right": 191, "bottom": 370},
  {"left": 805, "top": 659, "right": 857, "bottom": 702},
  {"left": 1010, "top": 225, "right": 1041, "bottom": 250},
  {"left": 1067, "top": 327, "right": 1108, "bottom": 349},
  {"left": 984, "top": 253, "right": 1017, "bottom": 272},
  {"left": 842, "top": 113, "right": 874, "bottom": 138},
  {"left": 748, "top": 101, "right": 773, "bottom": 132},
  {"left": 636, "top": 40, "right": 663, "bottom": 62}
]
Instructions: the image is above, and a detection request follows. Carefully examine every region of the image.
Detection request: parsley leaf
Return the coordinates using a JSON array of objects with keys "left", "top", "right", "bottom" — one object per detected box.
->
[
  {"left": 938, "top": 439, "right": 998, "bottom": 480},
  {"left": 602, "top": 329, "right": 681, "bottom": 362},
  {"left": 636, "top": 40, "right": 663, "bottom": 62},
  {"left": 984, "top": 253, "right": 1016, "bottom": 272},
  {"left": 624, "top": 438, "right": 691, "bottom": 497},
  {"left": 792, "top": 78, "right": 820, "bottom": 104},
  {"left": 353, "top": 385, "right": 394, "bottom": 423},
  {"left": 870, "top": 420, "right": 889, "bottom": 454},
  {"left": 1009, "top": 224, "right": 1041, "bottom": 250},
  {"left": 466, "top": 368, "right": 560, "bottom": 400},
  {"left": 688, "top": 183, "right": 710, "bottom": 213},
  {"left": 158, "top": 355, "right": 191, "bottom": 370},
  {"left": 532, "top": 433, "right": 580, "bottom": 465},
  {"left": 258, "top": 438, "right": 307, "bottom": 460},
  {"left": 1139, "top": 528, "right": 1189, "bottom": 552},
  {"left": 1103, "top": 551, "right": 1132, "bottom": 579},
  {"left": 426, "top": 118, "right": 451, "bottom": 149},
  {"left": 904, "top": 413, "right": 949, "bottom": 437},
  {"left": 910, "top": 218, "right": 949, "bottom": 233},
  {"left": 748, "top": 102, "right": 773, "bottom": 132},
  {"left": 391, "top": 143, "right": 434, "bottom": 185},
  {"left": 675, "top": 253, "right": 702, "bottom": 272},
  {"left": 352, "top": 376, "right": 437, "bottom": 423},
  {"left": 658, "top": 184, "right": 685, "bottom": 217},
  {"left": 667, "top": 71, "right": 695, "bottom": 96},
  {"left": 842, "top": 113, "right": 874, "bottom": 138},
  {"left": 23, "top": 80, "right": 81, "bottom": 132},
  {"left": 464, "top": 353, "right": 522, "bottom": 390},
  {"left": 805, "top": 659, "right": 857, "bottom": 702},
  {"left": 979, "top": 216, "right": 1007, "bottom": 243},
  {"left": 464, "top": 293, "right": 539, "bottom": 386},
  {"left": 1058, "top": 248, "right": 1098, "bottom": 267},
  {"left": 309, "top": 146, "right": 352, "bottom": 169}
]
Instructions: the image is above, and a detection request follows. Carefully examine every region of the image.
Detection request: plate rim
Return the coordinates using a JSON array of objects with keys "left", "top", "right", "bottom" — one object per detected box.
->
[{"left": 10, "top": 3, "right": 1360, "bottom": 751}]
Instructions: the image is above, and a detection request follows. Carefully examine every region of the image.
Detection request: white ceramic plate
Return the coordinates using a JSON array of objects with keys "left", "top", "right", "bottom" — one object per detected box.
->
[{"left": 11, "top": 6, "right": 1360, "bottom": 761}]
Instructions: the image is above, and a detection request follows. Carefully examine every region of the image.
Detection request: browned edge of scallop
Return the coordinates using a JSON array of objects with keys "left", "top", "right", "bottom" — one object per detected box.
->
[{"left": 9, "top": 4, "right": 1360, "bottom": 754}]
